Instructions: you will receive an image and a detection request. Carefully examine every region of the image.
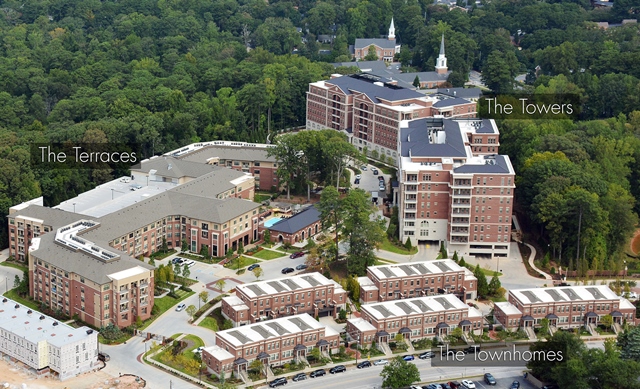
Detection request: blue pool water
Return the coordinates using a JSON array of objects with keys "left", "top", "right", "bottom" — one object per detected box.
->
[{"left": 263, "top": 217, "right": 283, "bottom": 228}]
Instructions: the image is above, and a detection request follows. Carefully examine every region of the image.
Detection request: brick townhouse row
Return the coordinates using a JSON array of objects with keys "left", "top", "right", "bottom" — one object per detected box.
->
[
  {"left": 222, "top": 272, "right": 347, "bottom": 327},
  {"left": 346, "top": 294, "right": 483, "bottom": 351},
  {"left": 494, "top": 285, "right": 637, "bottom": 331},
  {"left": 358, "top": 259, "right": 477, "bottom": 304},
  {"left": 203, "top": 314, "right": 340, "bottom": 379}
]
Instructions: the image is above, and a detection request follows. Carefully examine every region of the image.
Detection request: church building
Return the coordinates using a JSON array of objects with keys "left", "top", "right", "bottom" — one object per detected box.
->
[{"left": 353, "top": 19, "right": 401, "bottom": 61}]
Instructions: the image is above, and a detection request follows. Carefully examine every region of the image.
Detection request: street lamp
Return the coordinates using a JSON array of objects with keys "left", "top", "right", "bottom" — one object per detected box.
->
[{"left": 355, "top": 335, "right": 360, "bottom": 365}]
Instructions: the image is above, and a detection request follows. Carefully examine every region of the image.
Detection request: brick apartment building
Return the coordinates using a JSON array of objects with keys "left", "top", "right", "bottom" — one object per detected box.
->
[
  {"left": 346, "top": 294, "right": 483, "bottom": 351},
  {"left": 397, "top": 118, "right": 515, "bottom": 258},
  {"left": 29, "top": 220, "right": 155, "bottom": 329},
  {"left": 0, "top": 298, "right": 100, "bottom": 381},
  {"left": 357, "top": 259, "right": 477, "bottom": 304},
  {"left": 494, "top": 285, "right": 636, "bottom": 331},
  {"left": 306, "top": 74, "right": 475, "bottom": 161},
  {"left": 167, "top": 141, "right": 280, "bottom": 192},
  {"left": 203, "top": 314, "right": 340, "bottom": 379},
  {"left": 221, "top": 272, "right": 347, "bottom": 327}
]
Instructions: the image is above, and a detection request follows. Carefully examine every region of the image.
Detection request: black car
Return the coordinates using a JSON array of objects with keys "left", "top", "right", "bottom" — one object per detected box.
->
[
  {"left": 172, "top": 257, "right": 184, "bottom": 264},
  {"left": 357, "top": 361, "right": 372, "bottom": 369},
  {"left": 354, "top": 178, "right": 360, "bottom": 184},
  {"left": 310, "top": 369, "right": 326, "bottom": 378},
  {"left": 419, "top": 351, "right": 436, "bottom": 359},
  {"left": 510, "top": 381, "right": 520, "bottom": 389},
  {"left": 441, "top": 384, "right": 452, "bottom": 389},
  {"left": 269, "top": 377, "right": 288, "bottom": 387},
  {"left": 330, "top": 365, "right": 346, "bottom": 374},
  {"left": 247, "top": 264, "right": 260, "bottom": 271},
  {"left": 378, "top": 176, "right": 384, "bottom": 181},
  {"left": 292, "top": 373, "right": 307, "bottom": 382},
  {"left": 97, "top": 352, "right": 110, "bottom": 362},
  {"left": 465, "top": 346, "right": 480, "bottom": 354},
  {"left": 281, "top": 267, "right": 295, "bottom": 274},
  {"left": 295, "top": 263, "right": 308, "bottom": 271},
  {"left": 542, "top": 385, "right": 559, "bottom": 389},
  {"left": 372, "top": 168, "right": 379, "bottom": 175},
  {"left": 484, "top": 373, "right": 496, "bottom": 385}
]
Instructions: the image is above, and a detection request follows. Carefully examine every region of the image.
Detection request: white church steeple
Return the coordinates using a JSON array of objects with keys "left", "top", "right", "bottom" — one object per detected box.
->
[
  {"left": 388, "top": 18, "right": 396, "bottom": 41},
  {"left": 435, "top": 34, "right": 448, "bottom": 75}
]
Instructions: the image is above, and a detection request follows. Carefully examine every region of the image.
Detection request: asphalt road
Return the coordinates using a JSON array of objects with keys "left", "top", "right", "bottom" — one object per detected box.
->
[{"left": 257, "top": 361, "right": 531, "bottom": 389}]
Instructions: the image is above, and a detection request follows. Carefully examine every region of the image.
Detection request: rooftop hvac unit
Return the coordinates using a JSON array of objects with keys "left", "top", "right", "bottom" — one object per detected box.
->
[
  {"left": 53, "top": 322, "right": 59, "bottom": 326},
  {"left": 40, "top": 315, "right": 45, "bottom": 320}
]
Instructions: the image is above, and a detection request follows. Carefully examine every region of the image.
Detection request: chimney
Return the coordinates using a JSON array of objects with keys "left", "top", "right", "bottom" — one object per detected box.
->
[
  {"left": 53, "top": 322, "right": 59, "bottom": 326},
  {"left": 40, "top": 315, "right": 45, "bottom": 320}
]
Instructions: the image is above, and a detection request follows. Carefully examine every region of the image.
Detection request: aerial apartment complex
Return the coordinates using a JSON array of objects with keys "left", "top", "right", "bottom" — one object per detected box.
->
[
  {"left": 203, "top": 314, "right": 340, "bottom": 379},
  {"left": 0, "top": 298, "right": 99, "bottom": 381},
  {"left": 221, "top": 272, "right": 347, "bottom": 327},
  {"left": 346, "top": 294, "right": 483, "bottom": 350},
  {"left": 397, "top": 118, "right": 516, "bottom": 258},
  {"left": 306, "top": 74, "right": 476, "bottom": 161},
  {"left": 494, "top": 285, "right": 637, "bottom": 331},
  {"left": 357, "top": 259, "right": 477, "bottom": 304}
]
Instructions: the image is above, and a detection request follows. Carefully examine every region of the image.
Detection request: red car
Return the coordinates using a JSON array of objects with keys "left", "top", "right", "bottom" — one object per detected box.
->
[{"left": 290, "top": 251, "right": 305, "bottom": 259}]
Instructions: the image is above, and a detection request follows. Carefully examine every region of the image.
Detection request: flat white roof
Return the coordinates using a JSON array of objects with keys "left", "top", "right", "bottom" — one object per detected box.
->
[
  {"left": 620, "top": 298, "right": 635, "bottom": 310},
  {"left": 223, "top": 295, "right": 249, "bottom": 312},
  {"left": 358, "top": 276, "right": 378, "bottom": 291},
  {"left": 468, "top": 307, "right": 483, "bottom": 318},
  {"left": 204, "top": 345, "right": 234, "bottom": 361},
  {"left": 495, "top": 302, "right": 522, "bottom": 316},
  {"left": 237, "top": 272, "right": 343, "bottom": 299},
  {"left": 217, "top": 314, "right": 327, "bottom": 348},
  {"left": 510, "top": 285, "right": 619, "bottom": 305},
  {"left": 368, "top": 259, "right": 466, "bottom": 281},
  {"left": 348, "top": 317, "right": 377, "bottom": 332},
  {"left": 108, "top": 265, "right": 149, "bottom": 281},
  {"left": 362, "top": 294, "right": 469, "bottom": 321},
  {"left": 0, "top": 298, "right": 95, "bottom": 347}
]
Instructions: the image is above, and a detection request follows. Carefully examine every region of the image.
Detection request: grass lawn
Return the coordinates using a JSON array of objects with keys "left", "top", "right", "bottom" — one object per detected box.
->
[
  {"left": 0, "top": 261, "right": 28, "bottom": 272},
  {"left": 480, "top": 268, "right": 503, "bottom": 277},
  {"left": 254, "top": 192, "right": 273, "bottom": 203},
  {"left": 182, "top": 334, "right": 205, "bottom": 355},
  {"left": 252, "top": 249, "right": 287, "bottom": 260},
  {"left": 380, "top": 237, "right": 418, "bottom": 255},
  {"left": 150, "top": 249, "right": 177, "bottom": 260},
  {"left": 198, "top": 317, "right": 219, "bottom": 331},
  {"left": 148, "top": 290, "right": 195, "bottom": 319},
  {"left": 3, "top": 289, "right": 39, "bottom": 310},
  {"left": 224, "top": 256, "right": 258, "bottom": 269}
]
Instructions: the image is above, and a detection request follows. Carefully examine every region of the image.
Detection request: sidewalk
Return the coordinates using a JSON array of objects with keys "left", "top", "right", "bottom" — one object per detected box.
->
[{"left": 524, "top": 243, "right": 552, "bottom": 280}]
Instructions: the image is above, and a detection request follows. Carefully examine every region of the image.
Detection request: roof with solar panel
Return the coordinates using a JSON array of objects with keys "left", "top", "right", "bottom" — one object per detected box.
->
[
  {"left": 509, "top": 285, "right": 620, "bottom": 304},
  {"left": 367, "top": 259, "right": 465, "bottom": 281}
]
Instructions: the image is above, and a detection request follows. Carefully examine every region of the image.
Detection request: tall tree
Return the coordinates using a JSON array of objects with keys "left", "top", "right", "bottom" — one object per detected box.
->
[{"left": 380, "top": 356, "right": 421, "bottom": 389}]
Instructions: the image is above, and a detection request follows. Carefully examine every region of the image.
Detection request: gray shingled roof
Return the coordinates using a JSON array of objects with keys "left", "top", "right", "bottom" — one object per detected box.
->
[
  {"left": 170, "top": 168, "right": 249, "bottom": 197},
  {"left": 400, "top": 118, "right": 466, "bottom": 158},
  {"left": 435, "top": 88, "right": 482, "bottom": 100},
  {"left": 7, "top": 206, "right": 84, "bottom": 228},
  {"left": 433, "top": 97, "right": 474, "bottom": 108},
  {"left": 31, "top": 234, "right": 154, "bottom": 284},
  {"left": 476, "top": 119, "right": 497, "bottom": 134},
  {"left": 133, "top": 156, "right": 217, "bottom": 179},
  {"left": 326, "top": 75, "right": 423, "bottom": 103},
  {"left": 268, "top": 206, "right": 321, "bottom": 234},
  {"left": 453, "top": 155, "right": 511, "bottom": 174},
  {"left": 393, "top": 71, "right": 450, "bottom": 85},
  {"left": 178, "top": 146, "right": 276, "bottom": 164},
  {"left": 354, "top": 38, "right": 397, "bottom": 50}
]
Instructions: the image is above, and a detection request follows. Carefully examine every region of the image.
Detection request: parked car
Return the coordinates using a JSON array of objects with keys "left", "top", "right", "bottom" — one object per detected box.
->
[
  {"left": 510, "top": 381, "right": 520, "bottom": 389},
  {"left": 372, "top": 168, "right": 379, "bottom": 175},
  {"left": 448, "top": 381, "right": 462, "bottom": 389},
  {"left": 97, "top": 352, "right": 110, "bottom": 362},
  {"left": 357, "top": 361, "right": 371, "bottom": 369},
  {"left": 175, "top": 303, "right": 186, "bottom": 312},
  {"left": 172, "top": 257, "right": 184, "bottom": 264},
  {"left": 373, "top": 359, "right": 389, "bottom": 366},
  {"left": 330, "top": 365, "right": 346, "bottom": 374},
  {"left": 354, "top": 178, "right": 360, "bottom": 184},
  {"left": 269, "top": 377, "right": 288, "bottom": 387},
  {"left": 410, "top": 386, "right": 421, "bottom": 389},
  {"left": 281, "top": 267, "right": 295, "bottom": 274},
  {"left": 310, "top": 369, "right": 326, "bottom": 378},
  {"left": 295, "top": 263, "right": 308, "bottom": 271},
  {"left": 247, "top": 264, "right": 260, "bottom": 271},
  {"left": 403, "top": 355, "right": 415, "bottom": 361},
  {"left": 361, "top": 165, "right": 367, "bottom": 171},
  {"left": 419, "top": 351, "right": 436, "bottom": 359},
  {"left": 461, "top": 380, "right": 476, "bottom": 389},
  {"left": 194, "top": 346, "right": 205, "bottom": 354},
  {"left": 292, "top": 373, "right": 307, "bottom": 382},
  {"left": 541, "top": 385, "right": 559, "bottom": 389},
  {"left": 185, "top": 260, "right": 196, "bottom": 267},
  {"left": 484, "top": 373, "right": 496, "bottom": 385},
  {"left": 441, "top": 383, "right": 451, "bottom": 389},
  {"left": 423, "top": 384, "right": 442, "bottom": 389},
  {"left": 465, "top": 346, "right": 480, "bottom": 354},
  {"left": 289, "top": 251, "right": 305, "bottom": 259},
  {"left": 355, "top": 174, "right": 362, "bottom": 180},
  {"left": 379, "top": 184, "right": 386, "bottom": 191},
  {"left": 378, "top": 175, "right": 384, "bottom": 181}
]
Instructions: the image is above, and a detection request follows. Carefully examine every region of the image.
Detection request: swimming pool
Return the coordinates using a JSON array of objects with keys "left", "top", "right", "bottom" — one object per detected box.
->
[{"left": 263, "top": 217, "right": 283, "bottom": 228}]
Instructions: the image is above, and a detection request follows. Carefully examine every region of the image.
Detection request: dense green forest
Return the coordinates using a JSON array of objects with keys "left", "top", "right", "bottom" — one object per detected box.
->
[{"left": 0, "top": 0, "right": 638, "bottom": 274}]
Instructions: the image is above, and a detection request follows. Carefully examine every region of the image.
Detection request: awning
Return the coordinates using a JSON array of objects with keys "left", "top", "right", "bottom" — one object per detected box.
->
[
  {"left": 545, "top": 313, "right": 558, "bottom": 319},
  {"left": 234, "top": 358, "right": 248, "bottom": 365},
  {"left": 585, "top": 312, "right": 598, "bottom": 318},
  {"left": 376, "top": 330, "right": 390, "bottom": 337},
  {"left": 294, "top": 344, "right": 306, "bottom": 351},
  {"left": 399, "top": 327, "right": 412, "bottom": 334},
  {"left": 611, "top": 311, "right": 623, "bottom": 317},
  {"left": 316, "top": 339, "right": 329, "bottom": 347},
  {"left": 436, "top": 322, "right": 449, "bottom": 329},
  {"left": 459, "top": 320, "right": 472, "bottom": 326},
  {"left": 257, "top": 352, "right": 269, "bottom": 360},
  {"left": 521, "top": 315, "right": 534, "bottom": 321}
]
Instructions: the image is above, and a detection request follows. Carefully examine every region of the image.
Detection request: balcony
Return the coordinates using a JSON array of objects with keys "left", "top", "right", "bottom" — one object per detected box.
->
[
  {"left": 452, "top": 209, "right": 469, "bottom": 215},
  {"left": 405, "top": 185, "right": 417, "bottom": 192},
  {"left": 452, "top": 200, "right": 471, "bottom": 206},
  {"left": 453, "top": 189, "right": 471, "bottom": 197},
  {"left": 451, "top": 237, "right": 469, "bottom": 243},
  {"left": 453, "top": 180, "right": 472, "bottom": 187},
  {"left": 450, "top": 228, "right": 469, "bottom": 235},
  {"left": 451, "top": 218, "right": 470, "bottom": 226}
]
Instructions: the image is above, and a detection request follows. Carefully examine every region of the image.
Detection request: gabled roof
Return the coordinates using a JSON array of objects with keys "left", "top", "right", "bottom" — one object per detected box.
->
[
  {"left": 433, "top": 97, "right": 474, "bottom": 108},
  {"left": 325, "top": 75, "right": 423, "bottom": 104},
  {"left": 434, "top": 88, "right": 482, "bottom": 100},
  {"left": 268, "top": 206, "right": 320, "bottom": 234},
  {"left": 355, "top": 38, "right": 398, "bottom": 50},
  {"left": 452, "top": 155, "right": 512, "bottom": 174},
  {"left": 179, "top": 145, "right": 276, "bottom": 164},
  {"left": 132, "top": 156, "right": 217, "bottom": 179}
]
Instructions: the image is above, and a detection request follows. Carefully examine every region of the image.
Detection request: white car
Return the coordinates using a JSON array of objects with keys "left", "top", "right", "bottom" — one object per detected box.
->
[
  {"left": 186, "top": 260, "right": 196, "bottom": 267},
  {"left": 361, "top": 165, "right": 367, "bottom": 171},
  {"left": 373, "top": 359, "right": 389, "bottom": 366},
  {"left": 355, "top": 174, "right": 362, "bottom": 180},
  {"left": 175, "top": 303, "right": 186, "bottom": 312},
  {"left": 461, "top": 380, "right": 476, "bottom": 389},
  {"left": 410, "top": 386, "right": 422, "bottom": 389},
  {"left": 194, "top": 346, "right": 205, "bottom": 354}
]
